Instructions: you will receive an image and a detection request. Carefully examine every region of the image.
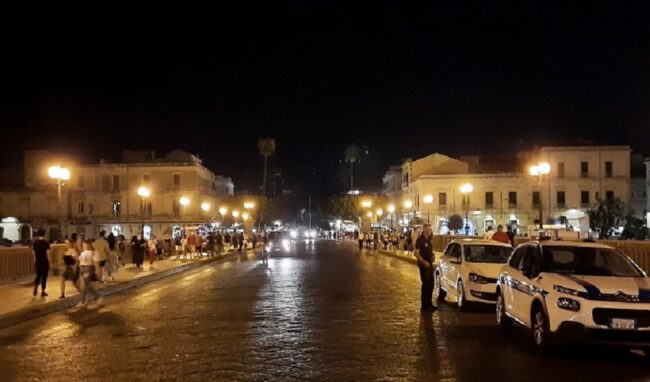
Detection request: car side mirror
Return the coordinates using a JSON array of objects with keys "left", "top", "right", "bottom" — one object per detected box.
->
[{"left": 520, "top": 264, "right": 532, "bottom": 278}]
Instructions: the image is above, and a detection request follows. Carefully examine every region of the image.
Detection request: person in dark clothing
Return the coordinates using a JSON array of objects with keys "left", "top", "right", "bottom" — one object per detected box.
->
[
  {"left": 131, "top": 234, "right": 146, "bottom": 268},
  {"left": 414, "top": 224, "right": 436, "bottom": 312},
  {"left": 32, "top": 230, "right": 50, "bottom": 297},
  {"left": 506, "top": 225, "right": 516, "bottom": 247}
]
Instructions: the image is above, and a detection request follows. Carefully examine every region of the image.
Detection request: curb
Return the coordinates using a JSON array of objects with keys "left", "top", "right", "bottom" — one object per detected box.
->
[{"left": 0, "top": 249, "right": 250, "bottom": 329}]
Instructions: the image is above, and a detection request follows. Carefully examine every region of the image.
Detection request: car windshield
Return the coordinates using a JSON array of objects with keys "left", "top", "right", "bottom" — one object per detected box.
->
[
  {"left": 464, "top": 245, "right": 511, "bottom": 263},
  {"left": 541, "top": 246, "right": 643, "bottom": 277}
]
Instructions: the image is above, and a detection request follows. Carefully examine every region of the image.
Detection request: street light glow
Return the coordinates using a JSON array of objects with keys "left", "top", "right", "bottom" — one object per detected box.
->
[
  {"left": 137, "top": 186, "right": 151, "bottom": 198},
  {"left": 529, "top": 165, "right": 540, "bottom": 176},
  {"left": 361, "top": 199, "right": 372, "bottom": 208},
  {"left": 366, "top": 211, "right": 373, "bottom": 217},
  {"left": 201, "top": 202, "right": 211, "bottom": 212},
  {"left": 219, "top": 206, "right": 228, "bottom": 215},
  {"left": 539, "top": 162, "right": 551, "bottom": 174},
  {"left": 180, "top": 196, "right": 190, "bottom": 206},
  {"left": 48, "top": 165, "right": 70, "bottom": 181},
  {"left": 387, "top": 204, "right": 395, "bottom": 213},
  {"left": 403, "top": 200, "right": 413, "bottom": 209},
  {"left": 232, "top": 210, "right": 240, "bottom": 218},
  {"left": 242, "top": 212, "right": 250, "bottom": 221},
  {"left": 423, "top": 194, "right": 434, "bottom": 204},
  {"left": 459, "top": 183, "right": 474, "bottom": 194},
  {"left": 375, "top": 208, "right": 383, "bottom": 216},
  {"left": 243, "top": 201, "right": 255, "bottom": 209}
]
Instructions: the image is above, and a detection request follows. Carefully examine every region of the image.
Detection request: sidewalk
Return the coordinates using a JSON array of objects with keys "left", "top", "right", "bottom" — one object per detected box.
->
[{"left": 0, "top": 248, "right": 254, "bottom": 329}]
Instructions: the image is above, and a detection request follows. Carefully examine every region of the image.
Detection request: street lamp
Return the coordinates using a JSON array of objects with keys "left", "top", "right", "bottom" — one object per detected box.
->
[
  {"left": 423, "top": 194, "right": 434, "bottom": 224},
  {"left": 459, "top": 183, "right": 474, "bottom": 235},
  {"left": 48, "top": 165, "right": 70, "bottom": 240},
  {"left": 137, "top": 186, "right": 151, "bottom": 235},
  {"left": 403, "top": 199, "right": 413, "bottom": 226},
  {"left": 242, "top": 212, "right": 250, "bottom": 221},
  {"left": 387, "top": 203, "right": 396, "bottom": 229},
  {"left": 529, "top": 162, "right": 551, "bottom": 229},
  {"left": 361, "top": 199, "right": 372, "bottom": 209},
  {"left": 180, "top": 196, "right": 190, "bottom": 235},
  {"left": 243, "top": 201, "right": 255, "bottom": 210}
]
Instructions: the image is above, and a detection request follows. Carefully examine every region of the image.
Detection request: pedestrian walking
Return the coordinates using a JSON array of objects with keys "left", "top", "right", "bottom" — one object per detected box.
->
[
  {"left": 358, "top": 232, "right": 364, "bottom": 251},
  {"left": 414, "top": 224, "right": 436, "bottom": 312},
  {"left": 94, "top": 230, "right": 109, "bottom": 282},
  {"left": 131, "top": 234, "right": 145, "bottom": 268},
  {"left": 187, "top": 232, "right": 197, "bottom": 258},
  {"left": 78, "top": 240, "right": 102, "bottom": 305},
  {"left": 484, "top": 226, "right": 495, "bottom": 240},
  {"left": 106, "top": 232, "right": 118, "bottom": 280},
  {"left": 60, "top": 238, "right": 80, "bottom": 299},
  {"left": 147, "top": 236, "right": 158, "bottom": 267},
  {"left": 32, "top": 229, "right": 50, "bottom": 297}
]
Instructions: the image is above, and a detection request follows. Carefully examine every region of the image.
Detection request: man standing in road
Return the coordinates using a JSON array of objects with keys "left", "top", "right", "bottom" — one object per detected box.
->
[
  {"left": 414, "top": 224, "right": 436, "bottom": 312},
  {"left": 32, "top": 229, "right": 50, "bottom": 297},
  {"left": 93, "top": 230, "right": 109, "bottom": 282}
]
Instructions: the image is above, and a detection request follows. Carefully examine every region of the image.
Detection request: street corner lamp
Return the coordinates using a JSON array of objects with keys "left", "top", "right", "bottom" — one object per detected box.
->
[
  {"left": 219, "top": 206, "right": 228, "bottom": 216},
  {"left": 242, "top": 212, "right": 250, "bottom": 221},
  {"left": 201, "top": 202, "right": 211, "bottom": 212},
  {"left": 180, "top": 196, "right": 190, "bottom": 207},
  {"left": 423, "top": 194, "right": 434, "bottom": 224},
  {"left": 529, "top": 161, "right": 551, "bottom": 229},
  {"left": 137, "top": 186, "right": 151, "bottom": 198},
  {"left": 387, "top": 204, "right": 395, "bottom": 213},
  {"left": 243, "top": 201, "right": 255, "bottom": 210},
  {"left": 403, "top": 200, "right": 413, "bottom": 209},
  {"left": 366, "top": 211, "right": 373, "bottom": 218},
  {"left": 49, "top": 165, "right": 71, "bottom": 240},
  {"left": 459, "top": 183, "right": 473, "bottom": 235},
  {"left": 232, "top": 210, "right": 240, "bottom": 218},
  {"left": 375, "top": 208, "right": 383, "bottom": 217},
  {"left": 361, "top": 199, "right": 372, "bottom": 209}
]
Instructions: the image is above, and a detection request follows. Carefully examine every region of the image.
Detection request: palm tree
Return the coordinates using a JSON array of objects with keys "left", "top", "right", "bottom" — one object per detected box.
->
[
  {"left": 258, "top": 137, "right": 276, "bottom": 196},
  {"left": 343, "top": 144, "right": 361, "bottom": 192}
]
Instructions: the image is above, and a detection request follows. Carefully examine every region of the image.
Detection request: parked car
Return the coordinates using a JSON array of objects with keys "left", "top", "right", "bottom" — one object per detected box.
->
[
  {"left": 434, "top": 239, "right": 512, "bottom": 310},
  {"left": 495, "top": 240, "right": 650, "bottom": 354}
]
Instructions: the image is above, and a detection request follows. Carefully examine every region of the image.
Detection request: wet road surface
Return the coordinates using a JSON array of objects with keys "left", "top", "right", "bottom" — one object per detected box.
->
[{"left": 0, "top": 239, "right": 649, "bottom": 381}]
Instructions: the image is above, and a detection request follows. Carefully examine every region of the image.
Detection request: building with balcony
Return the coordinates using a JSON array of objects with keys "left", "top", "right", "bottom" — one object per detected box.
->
[
  {"left": 0, "top": 149, "right": 234, "bottom": 241},
  {"left": 391, "top": 146, "right": 632, "bottom": 235}
]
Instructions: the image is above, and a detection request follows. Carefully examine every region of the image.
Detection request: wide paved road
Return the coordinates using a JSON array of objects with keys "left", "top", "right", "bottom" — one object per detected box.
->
[{"left": 0, "top": 240, "right": 648, "bottom": 381}]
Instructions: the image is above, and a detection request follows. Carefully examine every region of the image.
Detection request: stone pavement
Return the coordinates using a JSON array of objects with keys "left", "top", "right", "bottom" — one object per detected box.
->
[{"left": 0, "top": 248, "right": 257, "bottom": 329}]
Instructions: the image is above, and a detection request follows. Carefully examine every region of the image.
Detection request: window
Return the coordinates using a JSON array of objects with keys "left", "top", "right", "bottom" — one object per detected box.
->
[
  {"left": 557, "top": 191, "right": 566, "bottom": 207},
  {"left": 101, "top": 174, "right": 111, "bottom": 191},
  {"left": 113, "top": 175, "right": 120, "bottom": 191},
  {"left": 580, "top": 162, "right": 589, "bottom": 178},
  {"left": 508, "top": 191, "right": 517, "bottom": 207},
  {"left": 606, "top": 190, "right": 614, "bottom": 201},
  {"left": 78, "top": 201, "right": 85, "bottom": 214},
  {"left": 581, "top": 191, "right": 590, "bottom": 205},
  {"left": 605, "top": 161, "right": 613, "bottom": 178},
  {"left": 112, "top": 201, "right": 121, "bottom": 218},
  {"left": 557, "top": 162, "right": 565, "bottom": 178},
  {"left": 485, "top": 192, "right": 494, "bottom": 208},
  {"left": 444, "top": 243, "right": 461, "bottom": 259},
  {"left": 78, "top": 175, "right": 85, "bottom": 189},
  {"left": 439, "top": 192, "right": 447, "bottom": 206},
  {"left": 509, "top": 247, "right": 526, "bottom": 268},
  {"left": 173, "top": 173, "right": 181, "bottom": 190},
  {"left": 532, "top": 191, "right": 540, "bottom": 207},
  {"left": 521, "top": 246, "right": 542, "bottom": 277}
]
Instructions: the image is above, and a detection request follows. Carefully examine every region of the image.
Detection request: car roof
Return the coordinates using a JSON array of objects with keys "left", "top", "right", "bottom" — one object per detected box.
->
[
  {"left": 449, "top": 239, "right": 512, "bottom": 247},
  {"left": 522, "top": 240, "right": 614, "bottom": 250}
]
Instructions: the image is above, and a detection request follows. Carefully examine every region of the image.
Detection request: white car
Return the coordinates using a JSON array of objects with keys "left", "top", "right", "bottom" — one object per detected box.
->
[
  {"left": 434, "top": 239, "right": 513, "bottom": 310},
  {"left": 495, "top": 240, "right": 650, "bottom": 354}
]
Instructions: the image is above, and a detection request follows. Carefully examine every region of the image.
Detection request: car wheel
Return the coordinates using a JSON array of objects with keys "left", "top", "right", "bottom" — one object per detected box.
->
[
  {"left": 496, "top": 291, "right": 511, "bottom": 330},
  {"left": 532, "top": 305, "right": 552, "bottom": 352},
  {"left": 434, "top": 272, "right": 446, "bottom": 301},
  {"left": 457, "top": 280, "right": 467, "bottom": 310}
]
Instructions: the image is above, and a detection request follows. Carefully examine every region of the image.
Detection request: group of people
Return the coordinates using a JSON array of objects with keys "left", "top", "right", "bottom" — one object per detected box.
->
[
  {"left": 32, "top": 229, "right": 119, "bottom": 305},
  {"left": 172, "top": 230, "right": 262, "bottom": 259},
  {"left": 483, "top": 225, "right": 516, "bottom": 246},
  {"left": 355, "top": 229, "right": 419, "bottom": 253}
]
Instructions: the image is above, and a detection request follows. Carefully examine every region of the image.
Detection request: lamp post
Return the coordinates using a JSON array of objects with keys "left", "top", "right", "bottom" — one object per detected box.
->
[
  {"left": 232, "top": 210, "right": 240, "bottom": 228},
  {"left": 529, "top": 162, "right": 551, "bottom": 229},
  {"left": 219, "top": 206, "right": 228, "bottom": 231},
  {"left": 180, "top": 196, "right": 190, "bottom": 235},
  {"left": 48, "top": 165, "right": 70, "bottom": 240},
  {"left": 201, "top": 202, "right": 211, "bottom": 222},
  {"left": 387, "top": 204, "right": 395, "bottom": 229},
  {"left": 403, "top": 200, "right": 413, "bottom": 227},
  {"left": 423, "top": 194, "right": 434, "bottom": 224},
  {"left": 459, "top": 183, "right": 474, "bottom": 235},
  {"left": 137, "top": 186, "right": 151, "bottom": 235}
]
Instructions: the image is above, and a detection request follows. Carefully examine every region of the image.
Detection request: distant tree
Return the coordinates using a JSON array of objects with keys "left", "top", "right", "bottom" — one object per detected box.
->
[
  {"left": 343, "top": 144, "right": 361, "bottom": 191},
  {"left": 587, "top": 198, "right": 626, "bottom": 239},
  {"left": 447, "top": 214, "right": 464, "bottom": 234},
  {"left": 258, "top": 137, "right": 276, "bottom": 196}
]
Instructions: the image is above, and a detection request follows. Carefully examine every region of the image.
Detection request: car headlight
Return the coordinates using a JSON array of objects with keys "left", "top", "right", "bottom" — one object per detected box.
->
[
  {"left": 557, "top": 297, "right": 581, "bottom": 311},
  {"left": 553, "top": 285, "right": 583, "bottom": 297},
  {"left": 290, "top": 231, "right": 297, "bottom": 239},
  {"left": 469, "top": 273, "right": 490, "bottom": 284}
]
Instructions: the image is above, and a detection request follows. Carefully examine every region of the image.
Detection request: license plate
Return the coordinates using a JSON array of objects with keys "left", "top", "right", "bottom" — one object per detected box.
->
[{"left": 610, "top": 318, "right": 636, "bottom": 329}]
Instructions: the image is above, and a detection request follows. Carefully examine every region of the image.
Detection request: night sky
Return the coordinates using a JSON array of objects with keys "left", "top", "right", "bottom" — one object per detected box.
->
[{"left": 1, "top": 2, "right": 649, "bottom": 196}]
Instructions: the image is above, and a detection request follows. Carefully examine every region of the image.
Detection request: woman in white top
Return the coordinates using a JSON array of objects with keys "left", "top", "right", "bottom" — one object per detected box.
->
[{"left": 79, "top": 240, "right": 101, "bottom": 305}]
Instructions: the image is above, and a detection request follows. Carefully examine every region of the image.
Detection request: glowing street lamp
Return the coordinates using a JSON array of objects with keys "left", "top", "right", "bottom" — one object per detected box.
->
[
  {"left": 49, "top": 165, "right": 71, "bottom": 240},
  {"left": 459, "top": 183, "right": 474, "bottom": 235},
  {"left": 366, "top": 211, "right": 373, "bottom": 218},
  {"left": 201, "top": 202, "right": 211, "bottom": 212},
  {"left": 137, "top": 186, "right": 151, "bottom": 234},
  {"left": 529, "top": 162, "right": 551, "bottom": 229},
  {"left": 375, "top": 208, "right": 383, "bottom": 217},
  {"left": 361, "top": 199, "right": 372, "bottom": 209},
  {"left": 243, "top": 201, "right": 255, "bottom": 210},
  {"left": 219, "top": 206, "right": 228, "bottom": 216},
  {"left": 387, "top": 203, "right": 396, "bottom": 229},
  {"left": 242, "top": 212, "right": 250, "bottom": 221},
  {"left": 403, "top": 199, "right": 413, "bottom": 226},
  {"left": 232, "top": 210, "right": 240, "bottom": 218},
  {"left": 423, "top": 194, "right": 434, "bottom": 224}
]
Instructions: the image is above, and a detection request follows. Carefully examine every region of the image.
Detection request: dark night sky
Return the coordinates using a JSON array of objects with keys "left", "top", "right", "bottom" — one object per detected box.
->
[{"left": 1, "top": 2, "right": 649, "bottom": 196}]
